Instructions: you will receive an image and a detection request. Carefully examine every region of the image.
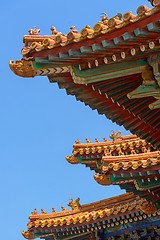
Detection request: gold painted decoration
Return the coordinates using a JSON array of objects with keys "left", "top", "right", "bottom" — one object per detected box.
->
[
  {"left": 67, "top": 26, "right": 81, "bottom": 41},
  {"left": 11, "top": 2, "right": 159, "bottom": 63},
  {"left": 22, "top": 193, "right": 160, "bottom": 237},
  {"left": 28, "top": 26, "right": 40, "bottom": 35},
  {"left": 140, "top": 201, "right": 157, "bottom": 214},
  {"left": 21, "top": 230, "right": 34, "bottom": 239},
  {"left": 50, "top": 26, "right": 58, "bottom": 35},
  {"left": 94, "top": 173, "right": 111, "bottom": 185},
  {"left": 108, "top": 13, "right": 122, "bottom": 28},
  {"left": 142, "top": 65, "right": 155, "bottom": 83},
  {"left": 66, "top": 155, "right": 78, "bottom": 164},
  {"left": 93, "top": 22, "right": 108, "bottom": 33},
  {"left": 55, "top": 34, "right": 67, "bottom": 44},
  {"left": 123, "top": 12, "right": 135, "bottom": 21},
  {"left": 9, "top": 60, "right": 36, "bottom": 78},
  {"left": 80, "top": 25, "right": 94, "bottom": 38},
  {"left": 68, "top": 198, "right": 81, "bottom": 211},
  {"left": 42, "top": 38, "right": 55, "bottom": 47},
  {"left": 109, "top": 130, "right": 122, "bottom": 142},
  {"left": 137, "top": 5, "right": 151, "bottom": 16},
  {"left": 31, "top": 209, "right": 38, "bottom": 215},
  {"left": 127, "top": 65, "right": 160, "bottom": 105}
]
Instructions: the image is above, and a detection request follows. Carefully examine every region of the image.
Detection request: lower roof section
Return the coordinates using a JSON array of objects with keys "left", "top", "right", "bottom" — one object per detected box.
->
[
  {"left": 22, "top": 192, "right": 160, "bottom": 240},
  {"left": 66, "top": 133, "right": 160, "bottom": 205}
]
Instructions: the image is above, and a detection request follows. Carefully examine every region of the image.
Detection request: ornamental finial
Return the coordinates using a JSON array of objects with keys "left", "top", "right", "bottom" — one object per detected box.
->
[
  {"left": 28, "top": 26, "right": 40, "bottom": 35},
  {"left": 86, "top": 138, "right": 90, "bottom": 143},
  {"left": 31, "top": 208, "right": 38, "bottom": 215},
  {"left": 70, "top": 26, "right": 78, "bottom": 33},
  {"left": 101, "top": 12, "right": 108, "bottom": 22},
  {"left": 52, "top": 207, "right": 56, "bottom": 213},
  {"left": 68, "top": 198, "right": 81, "bottom": 210},
  {"left": 61, "top": 206, "right": 68, "bottom": 211},
  {"left": 41, "top": 208, "right": 47, "bottom": 214},
  {"left": 110, "top": 130, "right": 121, "bottom": 142},
  {"left": 50, "top": 26, "right": 58, "bottom": 35}
]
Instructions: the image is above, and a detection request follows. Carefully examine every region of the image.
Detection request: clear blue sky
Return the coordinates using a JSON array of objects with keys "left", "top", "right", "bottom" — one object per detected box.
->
[{"left": 1, "top": 1, "right": 151, "bottom": 239}]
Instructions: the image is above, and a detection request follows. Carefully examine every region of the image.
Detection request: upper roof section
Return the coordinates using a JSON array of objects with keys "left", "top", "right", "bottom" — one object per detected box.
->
[
  {"left": 9, "top": 1, "right": 160, "bottom": 149},
  {"left": 16, "top": 3, "right": 159, "bottom": 60}
]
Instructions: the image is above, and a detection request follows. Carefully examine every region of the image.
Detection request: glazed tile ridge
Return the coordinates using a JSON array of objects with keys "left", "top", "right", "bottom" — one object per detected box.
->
[
  {"left": 22, "top": 193, "right": 159, "bottom": 239},
  {"left": 66, "top": 133, "right": 156, "bottom": 164},
  {"left": 20, "top": 3, "right": 159, "bottom": 57}
]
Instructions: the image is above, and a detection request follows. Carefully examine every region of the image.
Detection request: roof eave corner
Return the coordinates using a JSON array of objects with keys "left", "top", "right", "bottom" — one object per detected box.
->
[
  {"left": 21, "top": 230, "right": 34, "bottom": 240},
  {"left": 66, "top": 155, "right": 78, "bottom": 164},
  {"left": 9, "top": 59, "right": 36, "bottom": 78}
]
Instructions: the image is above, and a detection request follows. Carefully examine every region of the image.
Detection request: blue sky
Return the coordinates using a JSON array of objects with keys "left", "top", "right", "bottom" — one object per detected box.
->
[{"left": 1, "top": 0, "right": 151, "bottom": 239}]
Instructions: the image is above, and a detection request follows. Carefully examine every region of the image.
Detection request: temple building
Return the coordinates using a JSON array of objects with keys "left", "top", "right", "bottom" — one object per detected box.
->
[{"left": 10, "top": 0, "right": 160, "bottom": 239}]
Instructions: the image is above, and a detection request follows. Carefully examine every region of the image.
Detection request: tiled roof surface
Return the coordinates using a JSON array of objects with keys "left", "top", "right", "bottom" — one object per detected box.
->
[
  {"left": 22, "top": 193, "right": 159, "bottom": 239},
  {"left": 20, "top": 4, "right": 159, "bottom": 57},
  {"left": 102, "top": 151, "right": 160, "bottom": 171},
  {"left": 66, "top": 134, "right": 160, "bottom": 204},
  {"left": 66, "top": 134, "right": 158, "bottom": 171}
]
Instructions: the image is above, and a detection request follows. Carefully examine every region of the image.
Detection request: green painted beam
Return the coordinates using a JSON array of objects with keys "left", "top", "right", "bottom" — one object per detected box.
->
[
  {"left": 149, "top": 99, "right": 160, "bottom": 110},
  {"left": 92, "top": 44, "right": 104, "bottom": 51},
  {"left": 135, "top": 179, "right": 160, "bottom": 190},
  {"left": 134, "top": 28, "right": 148, "bottom": 37},
  {"left": 147, "top": 23, "right": 160, "bottom": 32},
  {"left": 71, "top": 59, "right": 147, "bottom": 84},
  {"left": 101, "top": 40, "right": 115, "bottom": 47},
  {"left": 80, "top": 46, "right": 93, "bottom": 53},
  {"left": 59, "top": 52, "right": 69, "bottom": 58},
  {"left": 113, "top": 37, "right": 124, "bottom": 45},
  {"left": 127, "top": 84, "right": 160, "bottom": 99},
  {"left": 122, "top": 32, "right": 136, "bottom": 41},
  {"left": 68, "top": 49, "right": 81, "bottom": 57}
]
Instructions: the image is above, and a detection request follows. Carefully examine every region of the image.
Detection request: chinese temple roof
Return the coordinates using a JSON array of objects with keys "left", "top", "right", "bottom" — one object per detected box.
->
[
  {"left": 22, "top": 193, "right": 160, "bottom": 240},
  {"left": 10, "top": 1, "right": 160, "bottom": 149},
  {"left": 66, "top": 133, "right": 160, "bottom": 205}
]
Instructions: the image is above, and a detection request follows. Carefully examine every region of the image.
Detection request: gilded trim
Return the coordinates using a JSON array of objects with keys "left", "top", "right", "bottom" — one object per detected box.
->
[{"left": 9, "top": 60, "right": 36, "bottom": 78}]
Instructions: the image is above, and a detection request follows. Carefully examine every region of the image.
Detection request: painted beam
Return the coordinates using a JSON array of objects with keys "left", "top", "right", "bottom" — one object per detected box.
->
[
  {"left": 113, "top": 37, "right": 124, "bottom": 45},
  {"left": 92, "top": 44, "right": 104, "bottom": 51},
  {"left": 70, "top": 60, "right": 147, "bottom": 84},
  {"left": 68, "top": 49, "right": 81, "bottom": 57},
  {"left": 122, "top": 32, "right": 136, "bottom": 41},
  {"left": 101, "top": 40, "right": 115, "bottom": 48},
  {"left": 80, "top": 46, "right": 93, "bottom": 53},
  {"left": 127, "top": 84, "right": 160, "bottom": 99},
  {"left": 147, "top": 22, "right": 160, "bottom": 32},
  {"left": 134, "top": 28, "right": 148, "bottom": 37},
  {"left": 149, "top": 99, "right": 160, "bottom": 110}
]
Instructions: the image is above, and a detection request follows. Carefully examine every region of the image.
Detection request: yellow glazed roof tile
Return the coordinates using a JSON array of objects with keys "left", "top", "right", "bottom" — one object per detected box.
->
[
  {"left": 22, "top": 193, "right": 159, "bottom": 239},
  {"left": 24, "top": 194, "right": 154, "bottom": 226},
  {"left": 18, "top": 3, "right": 160, "bottom": 58},
  {"left": 66, "top": 133, "right": 159, "bottom": 172}
]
